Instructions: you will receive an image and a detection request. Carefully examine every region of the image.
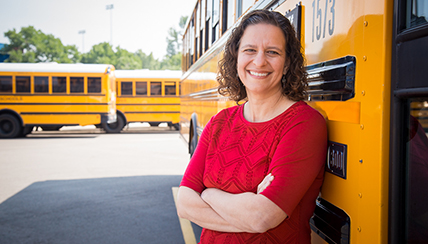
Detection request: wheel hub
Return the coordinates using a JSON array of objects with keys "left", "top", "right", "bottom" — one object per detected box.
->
[{"left": 1, "top": 121, "right": 12, "bottom": 132}]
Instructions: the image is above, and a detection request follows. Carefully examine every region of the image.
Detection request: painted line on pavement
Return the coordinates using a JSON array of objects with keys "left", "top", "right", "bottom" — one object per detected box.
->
[{"left": 172, "top": 187, "right": 197, "bottom": 244}]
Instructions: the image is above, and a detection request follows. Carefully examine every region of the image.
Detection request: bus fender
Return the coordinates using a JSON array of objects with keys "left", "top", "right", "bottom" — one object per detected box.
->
[
  {"left": 0, "top": 109, "right": 24, "bottom": 138},
  {"left": 0, "top": 109, "right": 23, "bottom": 126},
  {"left": 116, "top": 110, "right": 128, "bottom": 125}
]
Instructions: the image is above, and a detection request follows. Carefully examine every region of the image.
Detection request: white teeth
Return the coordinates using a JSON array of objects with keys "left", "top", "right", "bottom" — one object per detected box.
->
[{"left": 249, "top": 71, "right": 268, "bottom": 77}]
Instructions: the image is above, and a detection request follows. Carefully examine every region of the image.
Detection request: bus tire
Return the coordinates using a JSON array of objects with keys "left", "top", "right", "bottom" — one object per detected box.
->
[
  {"left": 102, "top": 114, "right": 125, "bottom": 133},
  {"left": 189, "top": 122, "right": 198, "bottom": 157},
  {"left": 0, "top": 114, "right": 22, "bottom": 138}
]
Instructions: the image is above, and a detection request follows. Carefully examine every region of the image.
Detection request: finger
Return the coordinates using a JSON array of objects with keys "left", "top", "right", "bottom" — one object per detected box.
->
[{"left": 257, "top": 173, "right": 274, "bottom": 193}]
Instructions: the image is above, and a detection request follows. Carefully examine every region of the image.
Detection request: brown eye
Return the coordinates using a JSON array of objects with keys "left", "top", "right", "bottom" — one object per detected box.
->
[{"left": 244, "top": 49, "right": 256, "bottom": 53}]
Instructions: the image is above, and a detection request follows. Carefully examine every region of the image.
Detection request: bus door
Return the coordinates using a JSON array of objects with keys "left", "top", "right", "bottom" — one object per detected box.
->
[{"left": 390, "top": 0, "right": 428, "bottom": 243}]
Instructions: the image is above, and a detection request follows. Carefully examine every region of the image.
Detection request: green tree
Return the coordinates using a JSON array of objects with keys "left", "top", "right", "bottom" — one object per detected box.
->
[
  {"left": 1, "top": 26, "right": 80, "bottom": 63},
  {"left": 82, "top": 43, "right": 145, "bottom": 70},
  {"left": 115, "top": 47, "right": 142, "bottom": 70},
  {"left": 162, "top": 16, "right": 188, "bottom": 70},
  {"left": 160, "top": 53, "right": 181, "bottom": 70},
  {"left": 81, "top": 42, "right": 116, "bottom": 64},
  {"left": 166, "top": 16, "right": 188, "bottom": 55},
  {"left": 166, "top": 36, "right": 177, "bottom": 57},
  {"left": 65, "top": 45, "right": 81, "bottom": 63},
  {"left": 135, "top": 50, "right": 161, "bottom": 70}
]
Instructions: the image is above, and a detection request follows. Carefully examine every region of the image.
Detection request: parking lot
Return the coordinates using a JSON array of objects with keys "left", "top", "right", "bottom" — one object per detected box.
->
[{"left": 0, "top": 124, "right": 201, "bottom": 243}]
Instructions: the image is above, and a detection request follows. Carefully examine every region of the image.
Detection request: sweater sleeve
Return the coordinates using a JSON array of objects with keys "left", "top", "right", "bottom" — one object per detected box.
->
[
  {"left": 179, "top": 116, "right": 214, "bottom": 194},
  {"left": 260, "top": 108, "right": 327, "bottom": 216}
]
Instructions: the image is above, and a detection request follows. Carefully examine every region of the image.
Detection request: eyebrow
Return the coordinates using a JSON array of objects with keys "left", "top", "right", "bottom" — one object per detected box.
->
[{"left": 240, "top": 44, "right": 284, "bottom": 53}]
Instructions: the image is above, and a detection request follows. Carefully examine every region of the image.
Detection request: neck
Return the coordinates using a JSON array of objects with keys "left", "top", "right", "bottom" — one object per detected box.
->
[{"left": 244, "top": 91, "right": 295, "bottom": 123}]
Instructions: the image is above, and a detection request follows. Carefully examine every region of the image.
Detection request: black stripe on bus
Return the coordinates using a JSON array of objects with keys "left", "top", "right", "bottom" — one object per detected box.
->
[
  {"left": 21, "top": 112, "right": 109, "bottom": 115},
  {"left": 117, "top": 103, "right": 180, "bottom": 106},
  {"left": 0, "top": 94, "right": 105, "bottom": 97},
  {"left": 124, "top": 111, "right": 179, "bottom": 114},
  {"left": 0, "top": 103, "right": 111, "bottom": 105},
  {"left": 118, "top": 96, "right": 178, "bottom": 98}
]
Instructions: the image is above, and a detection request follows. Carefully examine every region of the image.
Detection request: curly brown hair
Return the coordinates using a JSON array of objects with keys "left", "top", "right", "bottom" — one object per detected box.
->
[{"left": 217, "top": 10, "right": 307, "bottom": 102}]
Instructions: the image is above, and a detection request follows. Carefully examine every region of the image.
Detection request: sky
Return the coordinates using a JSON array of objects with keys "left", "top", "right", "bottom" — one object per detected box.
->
[{"left": 0, "top": 0, "right": 196, "bottom": 60}]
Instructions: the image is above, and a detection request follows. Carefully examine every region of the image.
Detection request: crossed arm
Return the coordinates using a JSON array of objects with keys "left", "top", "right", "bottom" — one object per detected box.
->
[{"left": 176, "top": 174, "right": 288, "bottom": 233}]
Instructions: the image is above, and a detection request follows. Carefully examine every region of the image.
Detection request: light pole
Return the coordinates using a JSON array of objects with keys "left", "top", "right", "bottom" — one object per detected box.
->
[
  {"left": 106, "top": 4, "right": 114, "bottom": 46},
  {"left": 78, "top": 30, "right": 86, "bottom": 53}
]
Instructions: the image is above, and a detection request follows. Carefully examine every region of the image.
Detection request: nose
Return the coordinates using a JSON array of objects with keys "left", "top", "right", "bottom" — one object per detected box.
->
[{"left": 253, "top": 51, "right": 267, "bottom": 67}]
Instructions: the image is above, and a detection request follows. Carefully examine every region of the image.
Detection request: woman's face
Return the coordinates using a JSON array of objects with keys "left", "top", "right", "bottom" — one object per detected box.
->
[{"left": 237, "top": 23, "right": 287, "bottom": 97}]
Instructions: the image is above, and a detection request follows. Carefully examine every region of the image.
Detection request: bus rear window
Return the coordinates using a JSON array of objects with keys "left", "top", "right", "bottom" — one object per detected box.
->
[
  {"left": 88, "top": 77, "right": 101, "bottom": 93},
  {"left": 34, "top": 76, "right": 48, "bottom": 93},
  {"left": 165, "top": 83, "right": 176, "bottom": 96},
  {"left": 121, "top": 81, "right": 133, "bottom": 95},
  {"left": 0, "top": 76, "right": 12, "bottom": 93},
  {"left": 70, "top": 77, "right": 84, "bottom": 93},
  {"left": 16, "top": 76, "right": 31, "bottom": 93},
  {"left": 136, "top": 81, "right": 147, "bottom": 95},
  {"left": 150, "top": 82, "right": 161, "bottom": 96}
]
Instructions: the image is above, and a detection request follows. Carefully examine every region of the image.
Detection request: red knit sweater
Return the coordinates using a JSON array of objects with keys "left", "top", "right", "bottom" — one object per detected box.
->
[{"left": 180, "top": 101, "right": 327, "bottom": 243}]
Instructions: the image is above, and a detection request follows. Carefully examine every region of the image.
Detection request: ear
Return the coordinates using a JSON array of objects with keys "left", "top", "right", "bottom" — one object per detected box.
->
[{"left": 283, "top": 58, "right": 290, "bottom": 75}]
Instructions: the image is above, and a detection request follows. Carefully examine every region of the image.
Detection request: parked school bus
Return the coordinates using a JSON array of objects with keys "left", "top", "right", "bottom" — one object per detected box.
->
[
  {"left": 0, "top": 63, "right": 116, "bottom": 138},
  {"left": 180, "top": 0, "right": 428, "bottom": 243},
  {"left": 107, "top": 70, "right": 182, "bottom": 132}
]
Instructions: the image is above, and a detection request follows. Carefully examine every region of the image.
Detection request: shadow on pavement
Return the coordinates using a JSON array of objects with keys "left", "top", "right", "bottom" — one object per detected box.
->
[{"left": 0, "top": 175, "right": 185, "bottom": 244}]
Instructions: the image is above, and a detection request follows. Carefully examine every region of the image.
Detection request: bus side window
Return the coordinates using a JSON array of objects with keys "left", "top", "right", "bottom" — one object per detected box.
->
[
  {"left": 136, "top": 81, "right": 147, "bottom": 95},
  {"left": 16, "top": 76, "right": 31, "bottom": 93},
  {"left": 52, "top": 76, "right": 66, "bottom": 93},
  {"left": 165, "top": 82, "right": 176, "bottom": 96},
  {"left": 0, "top": 76, "right": 12, "bottom": 93},
  {"left": 407, "top": 99, "right": 428, "bottom": 241},
  {"left": 408, "top": 0, "right": 428, "bottom": 28},
  {"left": 70, "top": 77, "right": 84, "bottom": 93},
  {"left": 88, "top": 77, "right": 101, "bottom": 93},
  {"left": 150, "top": 82, "right": 162, "bottom": 96},
  {"left": 121, "top": 81, "right": 133, "bottom": 95},
  {"left": 34, "top": 76, "right": 48, "bottom": 93}
]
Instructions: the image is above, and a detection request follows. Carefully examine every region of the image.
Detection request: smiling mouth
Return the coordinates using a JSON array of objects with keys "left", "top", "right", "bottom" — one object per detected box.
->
[{"left": 249, "top": 71, "right": 269, "bottom": 77}]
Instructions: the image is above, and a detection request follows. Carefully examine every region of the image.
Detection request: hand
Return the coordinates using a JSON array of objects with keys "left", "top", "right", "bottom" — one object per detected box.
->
[{"left": 257, "top": 173, "right": 274, "bottom": 194}]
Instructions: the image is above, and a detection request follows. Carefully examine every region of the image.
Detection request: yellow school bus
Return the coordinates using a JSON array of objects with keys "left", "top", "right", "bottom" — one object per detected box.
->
[
  {"left": 108, "top": 70, "right": 182, "bottom": 132},
  {"left": 180, "top": 0, "right": 428, "bottom": 243},
  {"left": 0, "top": 63, "right": 116, "bottom": 138}
]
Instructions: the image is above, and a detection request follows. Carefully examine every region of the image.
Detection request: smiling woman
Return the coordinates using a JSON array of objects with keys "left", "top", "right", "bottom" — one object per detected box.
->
[
  {"left": 217, "top": 10, "right": 307, "bottom": 104},
  {"left": 236, "top": 23, "right": 287, "bottom": 104},
  {"left": 179, "top": 0, "right": 428, "bottom": 243},
  {"left": 176, "top": 10, "right": 327, "bottom": 244}
]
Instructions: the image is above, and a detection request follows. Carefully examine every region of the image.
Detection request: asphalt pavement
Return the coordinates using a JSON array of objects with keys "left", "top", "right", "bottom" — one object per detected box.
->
[
  {"left": 0, "top": 175, "right": 185, "bottom": 244},
  {"left": 0, "top": 125, "right": 202, "bottom": 244}
]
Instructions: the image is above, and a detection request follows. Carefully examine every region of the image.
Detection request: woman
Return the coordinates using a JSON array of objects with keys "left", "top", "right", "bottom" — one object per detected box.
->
[{"left": 176, "top": 10, "right": 327, "bottom": 243}]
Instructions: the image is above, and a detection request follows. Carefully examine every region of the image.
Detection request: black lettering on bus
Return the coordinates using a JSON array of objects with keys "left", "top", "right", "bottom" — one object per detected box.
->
[
  {"left": 329, "top": 0, "right": 336, "bottom": 36},
  {"left": 312, "top": 0, "right": 336, "bottom": 42}
]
